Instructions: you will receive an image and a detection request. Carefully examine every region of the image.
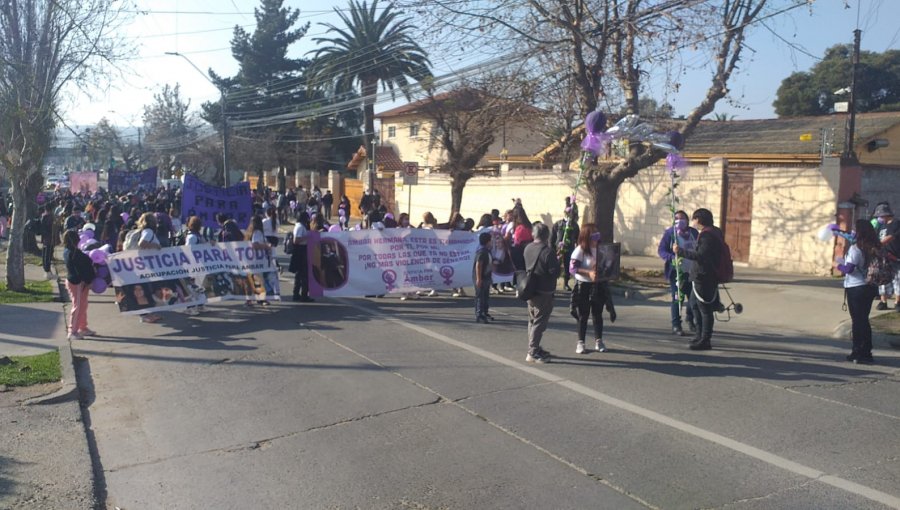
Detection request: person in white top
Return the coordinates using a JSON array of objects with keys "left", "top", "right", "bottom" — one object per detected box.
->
[
  {"left": 568, "top": 223, "right": 616, "bottom": 354},
  {"left": 246, "top": 215, "right": 273, "bottom": 306},
  {"left": 290, "top": 212, "right": 313, "bottom": 302},
  {"left": 135, "top": 213, "right": 162, "bottom": 323},
  {"left": 183, "top": 216, "right": 207, "bottom": 315},
  {"left": 836, "top": 219, "right": 880, "bottom": 364},
  {"left": 136, "top": 212, "right": 161, "bottom": 250}
]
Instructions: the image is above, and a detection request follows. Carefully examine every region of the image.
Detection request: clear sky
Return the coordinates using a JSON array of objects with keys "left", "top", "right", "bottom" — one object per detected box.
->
[{"left": 60, "top": 0, "right": 900, "bottom": 129}]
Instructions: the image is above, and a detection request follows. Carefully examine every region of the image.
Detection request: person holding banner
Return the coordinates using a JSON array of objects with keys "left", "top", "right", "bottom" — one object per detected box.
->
[
  {"left": 290, "top": 212, "right": 314, "bottom": 302},
  {"left": 136, "top": 213, "right": 163, "bottom": 323},
  {"left": 246, "top": 215, "right": 274, "bottom": 306}
]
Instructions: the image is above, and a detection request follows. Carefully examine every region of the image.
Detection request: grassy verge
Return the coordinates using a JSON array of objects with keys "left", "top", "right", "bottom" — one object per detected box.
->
[
  {"left": 0, "top": 350, "right": 61, "bottom": 387},
  {"left": 0, "top": 250, "right": 44, "bottom": 267},
  {"left": 871, "top": 312, "right": 900, "bottom": 336},
  {"left": 0, "top": 280, "right": 56, "bottom": 303}
]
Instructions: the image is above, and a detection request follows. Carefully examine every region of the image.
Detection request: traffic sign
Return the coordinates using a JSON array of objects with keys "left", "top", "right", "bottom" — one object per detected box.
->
[{"left": 404, "top": 162, "right": 418, "bottom": 176}]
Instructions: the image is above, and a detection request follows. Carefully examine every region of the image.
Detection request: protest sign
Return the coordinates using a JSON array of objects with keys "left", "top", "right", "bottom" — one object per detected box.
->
[
  {"left": 307, "top": 228, "right": 481, "bottom": 297},
  {"left": 69, "top": 172, "right": 98, "bottom": 194},
  {"left": 108, "top": 167, "right": 158, "bottom": 194},
  {"left": 181, "top": 173, "right": 253, "bottom": 230},
  {"left": 108, "top": 242, "right": 279, "bottom": 314}
]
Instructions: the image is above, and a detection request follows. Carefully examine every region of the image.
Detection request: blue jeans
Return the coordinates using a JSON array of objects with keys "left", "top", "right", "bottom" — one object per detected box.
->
[
  {"left": 669, "top": 270, "right": 694, "bottom": 328},
  {"left": 475, "top": 281, "right": 491, "bottom": 318}
]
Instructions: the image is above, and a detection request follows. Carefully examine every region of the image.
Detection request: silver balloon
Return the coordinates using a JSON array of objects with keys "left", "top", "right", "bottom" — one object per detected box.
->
[
  {"left": 628, "top": 123, "right": 655, "bottom": 141},
  {"left": 646, "top": 132, "right": 671, "bottom": 143},
  {"left": 605, "top": 114, "right": 640, "bottom": 137},
  {"left": 651, "top": 142, "right": 678, "bottom": 153}
]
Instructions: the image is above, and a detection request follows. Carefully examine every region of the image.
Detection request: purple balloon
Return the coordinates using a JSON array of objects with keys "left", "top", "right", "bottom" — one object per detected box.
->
[
  {"left": 120, "top": 212, "right": 129, "bottom": 223},
  {"left": 584, "top": 111, "right": 607, "bottom": 136},
  {"left": 580, "top": 132, "right": 612, "bottom": 156},
  {"left": 96, "top": 265, "right": 110, "bottom": 280},
  {"left": 80, "top": 228, "right": 94, "bottom": 240},
  {"left": 89, "top": 249, "right": 108, "bottom": 265},
  {"left": 328, "top": 224, "right": 342, "bottom": 233},
  {"left": 90, "top": 277, "right": 108, "bottom": 294},
  {"left": 668, "top": 131, "right": 685, "bottom": 151}
]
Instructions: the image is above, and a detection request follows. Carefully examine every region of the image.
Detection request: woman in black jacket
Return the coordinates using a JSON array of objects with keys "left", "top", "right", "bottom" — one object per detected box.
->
[
  {"left": 675, "top": 208, "right": 721, "bottom": 350},
  {"left": 62, "top": 230, "right": 96, "bottom": 340}
]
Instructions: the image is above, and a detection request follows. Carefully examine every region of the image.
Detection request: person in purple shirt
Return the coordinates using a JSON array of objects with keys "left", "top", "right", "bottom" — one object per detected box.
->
[{"left": 658, "top": 210, "right": 699, "bottom": 336}]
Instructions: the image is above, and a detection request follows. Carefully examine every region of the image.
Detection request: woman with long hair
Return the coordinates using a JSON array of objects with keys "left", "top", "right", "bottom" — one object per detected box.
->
[
  {"left": 62, "top": 230, "right": 96, "bottom": 340},
  {"left": 568, "top": 223, "right": 612, "bottom": 354},
  {"left": 246, "top": 214, "right": 273, "bottom": 306},
  {"left": 836, "top": 219, "right": 881, "bottom": 363},
  {"left": 290, "top": 212, "right": 314, "bottom": 302}
]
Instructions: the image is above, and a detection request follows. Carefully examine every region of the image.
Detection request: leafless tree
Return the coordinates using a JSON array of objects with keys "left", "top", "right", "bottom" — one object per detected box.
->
[
  {"left": 397, "top": 0, "right": 779, "bottom": 241},
  {"left": 0, "top": 0, "right": 130, "bottom": 290},
  {"left": 420, "top": 79, "right": 539, "bottom": 215}
]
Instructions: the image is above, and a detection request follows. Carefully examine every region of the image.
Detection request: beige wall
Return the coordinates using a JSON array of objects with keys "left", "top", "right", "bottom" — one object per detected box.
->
[
  {"left": 392, "top": 159, "right": 839, "bottom": 275},
  {"left": 615, "top": 159, "right": 725, "bottom": 258},
  {"left": 394, "top": 168, "right": 590, "bottom": 226},
  {"left": 859, "top": 123, "right": 900, "bottom": 167},
  {"left": 380, "top": 114, "right": 547, "bottom": 169},
  {"left": 748, "top": 164, "right": 839, "bottom": 275}
]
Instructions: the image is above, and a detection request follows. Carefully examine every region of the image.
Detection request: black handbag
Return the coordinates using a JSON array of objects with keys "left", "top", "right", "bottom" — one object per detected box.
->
[
  {"left": 283, "top": 232, "right": 294, "bottom": 255},
  {"left": 515, "top": 246, "right": 545, "bottom": 301}
]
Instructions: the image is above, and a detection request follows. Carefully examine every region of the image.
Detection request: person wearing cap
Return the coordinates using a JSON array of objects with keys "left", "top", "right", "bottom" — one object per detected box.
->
[{"left": 873, "top": 203, "right": 900, "bottom": 311}]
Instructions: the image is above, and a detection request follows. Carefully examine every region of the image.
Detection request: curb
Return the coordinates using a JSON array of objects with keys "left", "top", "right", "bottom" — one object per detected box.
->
[{"left": 24, "top": 342, "right": 78, "bottom": 405}]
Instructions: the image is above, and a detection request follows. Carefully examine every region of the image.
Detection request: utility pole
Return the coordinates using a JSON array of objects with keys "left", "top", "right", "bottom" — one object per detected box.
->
[
  {"left": 370, "top": 138, "right": 376, "bottom": 192},
  {"left": 844, "top": 29, "right": 861, "bottom": 160},
  {"left": 221, "top": 89, "right": 230, "bottom": 187},
  {"left": 164, "top": 51, "right": 229, "bottom": 186}
]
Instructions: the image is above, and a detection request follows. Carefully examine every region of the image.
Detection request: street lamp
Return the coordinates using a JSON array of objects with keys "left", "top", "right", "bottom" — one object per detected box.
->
[{"left": 164, "top": 51, "right": 230, "bottom": 186}]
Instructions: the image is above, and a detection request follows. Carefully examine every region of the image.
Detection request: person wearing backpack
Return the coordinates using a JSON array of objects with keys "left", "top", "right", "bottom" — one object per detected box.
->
[
  {"left": 872, "top": 203, "right": 900, "bottom": 311},
  {"left": 836, "top": 219, "right": 882, "bottom": 364},
  {"left": 674, "top": 208, "right": 721, "bottom": 351},
  {"left": 62, "top": 229, "right": 97, "bottom": 340}
]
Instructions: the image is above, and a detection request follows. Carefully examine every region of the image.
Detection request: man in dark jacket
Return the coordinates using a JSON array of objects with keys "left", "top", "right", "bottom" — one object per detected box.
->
[
  {"left": 550, "top": 205, "right": 579, "bottom": 291},
  {"left": 675, "top": 208, "right": 721, "bottom": 350},
  {"left": 523, "top": 222, "right": 560, "bottom": 363}
]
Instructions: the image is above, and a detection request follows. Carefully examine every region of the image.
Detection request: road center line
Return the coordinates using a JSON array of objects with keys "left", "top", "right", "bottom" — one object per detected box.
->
[{"left": 336, "top": 298, "right": 900, "bottom": 509}]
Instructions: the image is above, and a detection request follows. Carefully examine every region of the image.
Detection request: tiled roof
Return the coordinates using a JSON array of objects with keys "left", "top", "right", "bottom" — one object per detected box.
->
[
  {"left": 683, "top": 112, "right": 900, "bottom": 155},
  {"left": 374, "top": 146, "right": 405, "bottom": 172},
  {"left": 345, "top": 145, "right": 406, "bottom": 172}
]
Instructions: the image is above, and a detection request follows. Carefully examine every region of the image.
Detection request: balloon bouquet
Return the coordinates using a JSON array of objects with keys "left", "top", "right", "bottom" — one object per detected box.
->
[{"left": 77, "top": 225, "right": 112, "bottom": 294}]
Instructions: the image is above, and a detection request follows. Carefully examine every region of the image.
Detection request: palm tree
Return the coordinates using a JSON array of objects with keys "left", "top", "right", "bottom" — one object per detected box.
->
[{"left": 308, "top": 0, "right": 432, "bottom": 149}]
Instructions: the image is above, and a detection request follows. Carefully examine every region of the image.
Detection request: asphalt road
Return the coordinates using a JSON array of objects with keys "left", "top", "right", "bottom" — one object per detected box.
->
[{"left": 75, "top": 283, "right": 900, "bottom": 509}]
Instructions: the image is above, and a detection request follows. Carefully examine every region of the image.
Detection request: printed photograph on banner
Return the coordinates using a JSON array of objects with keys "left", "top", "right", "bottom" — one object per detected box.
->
[
  {"left": 311, "top": 239, "right": 348, "bottom": 289},
  {"left": 490, "top": 228, "right": 515, "bottom": 283},
  {"left": 595, "top": 242, "right": 622, "bottom": 282},
  {"left": 114, "top": 278, "right": 204, "bottom": 315}
]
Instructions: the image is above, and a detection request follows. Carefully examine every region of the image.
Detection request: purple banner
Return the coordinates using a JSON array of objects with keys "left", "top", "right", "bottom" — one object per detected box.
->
[
  {"left": 181, "top": 173, "right": 253, "bottom": 229},
  {"left": 108, "top": 167, "right": 158, "bottom": 194}
]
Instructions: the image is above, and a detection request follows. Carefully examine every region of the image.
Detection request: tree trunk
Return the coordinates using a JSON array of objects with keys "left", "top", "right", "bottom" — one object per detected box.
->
[
  {"left": 23, "top": 171, "right": 43, "bottom": 254},
  {"left": 587, "top": 176, "right": 622, "bottom": 244},
  {"left": 6, "top": 176, "right": 28, "bottom": 291},
  {"left": 450, "top": 174, "right": 469, "bottom": 217},
  {"left": 362, "top": 79, "right": 377, "bottom": 148}
]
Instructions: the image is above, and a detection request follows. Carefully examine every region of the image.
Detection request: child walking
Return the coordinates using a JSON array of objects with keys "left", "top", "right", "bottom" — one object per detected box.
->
[{"left": 474, "top": 232, "right": 494, "bottom": 323}]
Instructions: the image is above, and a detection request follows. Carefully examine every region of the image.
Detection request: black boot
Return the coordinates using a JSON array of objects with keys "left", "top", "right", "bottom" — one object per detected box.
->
[{"left": 689, "top": 339, "right": 712, "bottom": 350}]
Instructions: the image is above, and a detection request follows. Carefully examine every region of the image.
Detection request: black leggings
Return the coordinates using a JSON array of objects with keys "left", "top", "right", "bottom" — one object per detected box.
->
[
  {"left": 572, "top": 281, "right": 608, "bottom": 342},
  {"left": 847, "top": 284, "right": 877, "bottom": 358}
]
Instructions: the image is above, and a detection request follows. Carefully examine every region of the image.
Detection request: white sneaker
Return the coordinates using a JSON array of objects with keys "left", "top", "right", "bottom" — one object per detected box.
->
[
  {"left": 400, "top": 295, "right": 408, "bottom": 301},
  {"left": 67, "top": 332, "right": 83, "bottom": 341},
  {"left": 451, "top": 292, "right": 461, "bottom": 298},
  {"left": 79, "top": 328, "right": 96, "bottom": 336},
  {"left": 575, "top": 342, "right": 585, "bottom": 354},
  {"left": 526, "top": 351, "right": 550, "bottom": 364},
  {"left": 416, "top": 290, "right": 426, "bottom": 296},
  {"left": 595, "top": 339, "right": 607, "bottom": 352},
  {"left": 427, "top": 289, "right": 437, "bottom": 297},
  {"left": 185, "top": 307, "right": 199, "bottom": 315}
]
